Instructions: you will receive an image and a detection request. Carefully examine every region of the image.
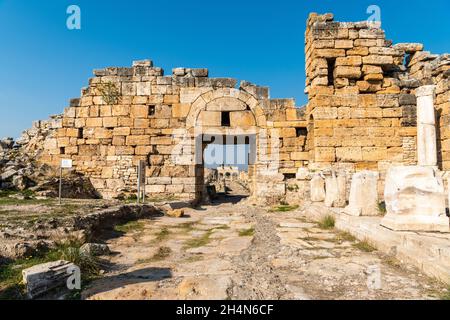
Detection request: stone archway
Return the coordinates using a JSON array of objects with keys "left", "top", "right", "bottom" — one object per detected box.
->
[{"left": 186, "top": 88, "right": 267, "bottom": 202}]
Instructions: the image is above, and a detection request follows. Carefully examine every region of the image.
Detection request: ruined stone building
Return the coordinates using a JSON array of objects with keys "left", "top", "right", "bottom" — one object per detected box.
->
[{"left": 20, "top": 13, "right": 449, "bottom": 204}]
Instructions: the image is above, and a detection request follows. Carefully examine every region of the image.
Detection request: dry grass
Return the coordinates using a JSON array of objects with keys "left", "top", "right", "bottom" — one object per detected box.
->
[
  {"left": 318, "top": 215, "right": 335, "bottom": 229},
  {"left": 353, "top": 239, "right": 376, "bottom": 252}
]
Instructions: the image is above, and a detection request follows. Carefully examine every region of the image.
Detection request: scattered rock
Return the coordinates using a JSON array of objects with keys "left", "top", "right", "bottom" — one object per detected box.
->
[
  {"left": 80, "top": 243, "right": 110, "bottom": 256},
  {"left": 167, "top": 209, "right": 185, "bottom": 218}
]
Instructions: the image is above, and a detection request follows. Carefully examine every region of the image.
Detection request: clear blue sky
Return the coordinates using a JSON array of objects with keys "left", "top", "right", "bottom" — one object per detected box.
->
[{"left": 0, "top": 0, "right": 448, "bottom": 139}]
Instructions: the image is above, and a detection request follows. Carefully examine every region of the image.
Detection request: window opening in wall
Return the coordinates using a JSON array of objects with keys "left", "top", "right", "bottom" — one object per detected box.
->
[
  {"left": 221, "top": 111, "right": 231, "bottom": 127},
  {"left": 283, "top": 173, "right": 296, "bottom": 181},
  {"left": 60, "top": 147, "right": 66, "bottom": 155},
  {"left": 148, "top": 105, "right": 156, "bottom": 116},
  {"left": 327, "top": 58, "right": 336, "bottom": 86},
  {"left": 295, "top": 127, "right": 308, "bottom": 137}
]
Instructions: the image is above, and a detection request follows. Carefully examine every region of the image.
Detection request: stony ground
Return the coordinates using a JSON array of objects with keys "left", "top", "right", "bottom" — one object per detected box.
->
[{"left": 82, "top": 197, "right": 447, "bottom": 300}]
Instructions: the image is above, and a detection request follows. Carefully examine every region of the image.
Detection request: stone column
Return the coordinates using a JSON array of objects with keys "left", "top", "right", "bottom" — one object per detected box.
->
[{"left": 416, "top": 85, "right": 437, "bottom": 167}]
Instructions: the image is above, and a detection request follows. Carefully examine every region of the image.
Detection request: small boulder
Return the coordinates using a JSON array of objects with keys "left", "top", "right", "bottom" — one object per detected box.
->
[
  {"left": 80, "top": 243, "right": 110, "bottom": 256},
  {"left": 167, "top": 209, "right": 185, "bottom": 218}
]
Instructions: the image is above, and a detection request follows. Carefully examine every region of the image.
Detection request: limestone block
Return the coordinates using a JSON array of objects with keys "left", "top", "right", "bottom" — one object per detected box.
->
[
  {"left": 112, "top": 136, "right": 125, "bottom": 146},
  {"left": 310, "top": 174, "right": 326, "bottom": 202},
  {"left": 134, "top": 118, "right": 150, "bottom": 128},
  {"left": 112, "top": 105, "right": 130, "bottom": 116},
  {"left": 126, "top": 135, "right": 150, "bottom": 146},
  {"left": 354, "top": 39, "right": 378, "bottom": 47},
  {"left": 22, "top": 260, "right": 76, "bottom": 299},
  {"left": 314, "top": 49, "right": 346, "bottom": 58},
  {"left": 362, "top": 55, "right": 394, "bottom": 65},
  {"left": 334, "top": 66, "right": 361, "bottom": 79},
  {"left": 230, "top": 111, "right": 255, "bottom": 127},
  {"left": 113, "top": 127, "right": 131, "bottom": 136},
  {"left": 172, "top": 103, "right": 191, "bottom": 118},
  {"left": 336, "top": 56, "right": 362, "bottom": 66},
  {"left": 130, "top": 105, "right": 148, "bottom": 118},
  {"left": 334, "top": 40, "right": 353, "bottom": 49},
  {"left": 191, "top": 68, "right": 209, "bottom": 77},
  {"left": 136, "top": 82, "right": 151, "bottom": 96},
  {"left": 315, "top": 147, "right": 336, "bottom": 162},
  {"left": 324, "top": 171, "right": 346, "bottom": 208},
  {"left": 164, "top": 95, "right": 179, "bottom": 104},
  {"left": 281, "top": 128, "right": 296, "bottom": 138},
  {"left": 147, "top": 185, "right": 166, "bottom": 193},
  {"left": 86, "top": 117, "right": 103, "bottom": 127},
  {"left": 180, "top": 88, "right": 209, "bottom": 104},
  {"left": 347, "top": 47, "right": 369, "bottom": 56},
  {"left": 344, "top": 170, "right": 379, "bottom": 216},
  {"left": 393, "top": 43, "right": 424, "bottom": 53},
  {"left": 121, "top": 82, "right": 136, "bottom": 96},
  {"left": 198, "top": 110, "right": 221, "bottom": 127},
  {"left": 364, "top": 73, "right": 384, "bottom": 81},
  {"left": 206, "top": 97, "right": 247, "bottom": 111},
  {"left": 103, "top": 117, "right": 118, "bottom": 128},
  {"left": 362, "top": 65, "right": 383, "bottom": 74},
  {"left": 336, "top": 147, "right": 362, "bottom": 162},
  {"left": 381, "top": 166, "right": 449, "bottom": 232}
]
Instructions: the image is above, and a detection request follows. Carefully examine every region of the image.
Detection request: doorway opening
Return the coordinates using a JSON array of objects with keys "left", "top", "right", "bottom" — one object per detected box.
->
[{"left": 196, "top": 134, "right": 256, "bottom": 204}]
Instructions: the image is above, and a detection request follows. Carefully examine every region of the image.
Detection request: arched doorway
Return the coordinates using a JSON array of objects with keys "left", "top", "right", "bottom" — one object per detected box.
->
[{"left": 185, "top": 88, "right": 266, "bottom": 203}]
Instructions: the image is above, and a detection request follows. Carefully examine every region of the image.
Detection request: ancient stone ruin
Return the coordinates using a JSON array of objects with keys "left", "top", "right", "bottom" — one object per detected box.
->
[{"left": 1, "top": 13, "right": 449, "bottom": 231}]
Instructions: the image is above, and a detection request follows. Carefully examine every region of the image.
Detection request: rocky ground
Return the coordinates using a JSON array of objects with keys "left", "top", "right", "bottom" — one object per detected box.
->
[
  {"left": 81, "top": 197, "right": 448, "bottom": 300},
  {"left": 0, "top": 196, "right": 160, "bottom": 260}
]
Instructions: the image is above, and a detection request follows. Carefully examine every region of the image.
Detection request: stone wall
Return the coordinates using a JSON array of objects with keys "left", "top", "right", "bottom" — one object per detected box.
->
[
  {"left": 34, "top": 60, "right": 307, "bottom": 201},
  {"left": 14, "top": 12, "right": 448, "bottom": 203},
  {"left": 304, "top": 13, "right": 449, "bottom": 193}
]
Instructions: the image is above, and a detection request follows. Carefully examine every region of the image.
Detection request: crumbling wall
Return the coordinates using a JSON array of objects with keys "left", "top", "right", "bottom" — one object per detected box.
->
[
  {"left": 304, "top": 12, "right": 449, "bottom": 183},
  {"left": 33, "top": 60, "right": 306, "bottom": 200}
]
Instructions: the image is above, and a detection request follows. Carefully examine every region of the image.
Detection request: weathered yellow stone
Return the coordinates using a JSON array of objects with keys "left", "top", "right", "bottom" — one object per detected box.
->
[
  {"left": 230, "top": 111, "right": 255, "bottom": 127},
  {"left": 334, "top": 66, "right": 361, "bottom": 79},
  {"left": 336, "top": 147, "right": 362, "bottom": 161},
  {"left": 112, "top": 105, "right": 130, "bottom": 116},
  {"left": 76, "top": 107, "right": 89, "bottom": 118},
  {"left": 100, "top": 105, "right": 112, "bottom": 117},
  {"left": 172, "top": 103, "right": 191, "bottom": 118},
  {"left": 130, "top": 105, "right": 148, "bottom": 118},
  {"left": 135, "top": 146, "right": 153, "bottom": 155},
  {"left": 335, "top": 56, "right": 361, "bottom": 66},
  {"left": 65, "top": 128, "right": 79, "bottom": 138},
  {"left": 198, "top": 110, "right": 221, "bottom": 127},
  {"left": 103, "top": 117, "right": 118, "bottom": 128},
  {"left": 163, "top": 95, "right": 180, "bottom": 104},
  {"left": 112, "top": 127, "right": 130, "bottom": 136},
  {"left": 362, "top": 147, "right": 388, "bottom": 161},
  {"left": 94, "top": 128, "right": 112, "bottom": 139},
  {"left": 118, "top": 117, "right": 133, "bottom": 127},
  {"left": 86, "top": 117, "right": 103, "bottom": 127},
  {"left": 291, "top": 152, "right": 309, "bottom": 161},
  {"left": 314, "top": 49, "right": 346, "bottom": 58},
  {"left": 315, "top": 147, "right": 336, "bottom": 162},
  {"left": 364, "top": 73, "right": 384, "bottom": 81},
  {"left": 335, "top": 40, "right": 353, "bottom": 49},
  {"left": 347, "top": 47, "right": 369, "bottom": 56},
  {"left": 134, "top": 118, "right": 150, "bottom": 128},
  {"left": 112, "top": 136, "right": 125, "bottom": 146},
  {"left": 126, "top": 135, "right": 150, "bottom": 146}
]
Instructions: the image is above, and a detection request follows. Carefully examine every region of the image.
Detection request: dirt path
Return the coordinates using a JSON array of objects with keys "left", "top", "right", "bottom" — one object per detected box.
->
[{"left": 82, "top": 200, "right": 447, "bottom": 300}]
